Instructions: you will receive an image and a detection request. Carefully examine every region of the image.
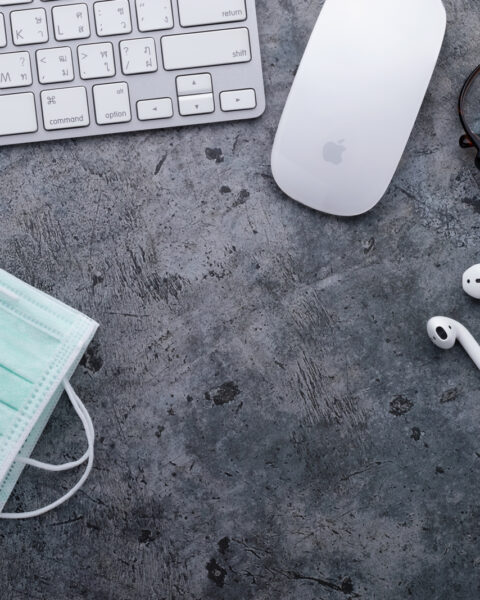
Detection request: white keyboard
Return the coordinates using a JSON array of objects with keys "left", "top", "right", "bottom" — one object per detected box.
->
[{"left": 0, "top": 0, "right": 265, "bottom": 146}]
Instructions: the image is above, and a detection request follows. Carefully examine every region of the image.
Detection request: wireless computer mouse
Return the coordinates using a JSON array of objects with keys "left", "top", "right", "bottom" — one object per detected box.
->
[{"left": 271, "top": 0, "right": 446, "bottom": 217}]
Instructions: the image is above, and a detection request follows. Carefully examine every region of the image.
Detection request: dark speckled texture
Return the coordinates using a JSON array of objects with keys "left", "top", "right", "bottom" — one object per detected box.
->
[{"left": 2, "top": 1, "right": 480, "bottom": 598}]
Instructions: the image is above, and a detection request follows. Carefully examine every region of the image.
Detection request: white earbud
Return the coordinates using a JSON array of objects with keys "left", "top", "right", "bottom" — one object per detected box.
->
[
  {"left": 463, "top": 264, "right": 480, "bottom": 299},
  {"left": 427, "top": 316, "right": 480, "bottom": 370}
]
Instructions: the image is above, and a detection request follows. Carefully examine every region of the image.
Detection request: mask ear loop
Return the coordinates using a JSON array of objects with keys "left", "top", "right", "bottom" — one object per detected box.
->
[
  {"left": 16, "top": 383, "right": 93, "bottom": 471},
  {"left": 0, "top": 379, "right": 95, "bottom": 520}
]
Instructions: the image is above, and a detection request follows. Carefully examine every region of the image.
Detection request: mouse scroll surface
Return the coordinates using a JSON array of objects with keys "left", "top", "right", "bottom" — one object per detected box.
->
[{"left": 271, "top": 0, "right": 446, "bottom": 216}]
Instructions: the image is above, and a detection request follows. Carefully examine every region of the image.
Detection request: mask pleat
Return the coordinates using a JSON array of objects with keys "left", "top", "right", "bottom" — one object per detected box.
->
[
  {"left": 0, "top": 364, "right": 33, "bottom": 411},
  {"left": 0, "top": 281, "right": 76, "bottom": 336},
  {"left": 0, "top": 402, "right": 17, "bottom": 437},
  {"left": 0, "top": 399, "right": 19, "bottom": 412},
  {"left": 0, "top": 269, "right": 99, "bottom": 516},
  {"left": 0, "top": 306, "right": 61, "bottom": 382}
]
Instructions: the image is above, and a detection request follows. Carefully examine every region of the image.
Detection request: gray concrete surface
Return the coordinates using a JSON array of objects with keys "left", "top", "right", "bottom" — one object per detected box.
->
[{"left": 1, "top": 1, "right": 480, "bottom": 598}]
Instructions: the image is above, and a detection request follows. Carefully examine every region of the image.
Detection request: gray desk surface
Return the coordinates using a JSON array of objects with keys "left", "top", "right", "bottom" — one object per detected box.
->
[{"left": 2, "top": 1, "right": 480, "bottom": 598}]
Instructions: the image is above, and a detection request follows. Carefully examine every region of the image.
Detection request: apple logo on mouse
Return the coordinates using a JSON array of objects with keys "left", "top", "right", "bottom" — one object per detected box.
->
[{"left": 323, "top": 139, "right": 346, "bottom": 165}]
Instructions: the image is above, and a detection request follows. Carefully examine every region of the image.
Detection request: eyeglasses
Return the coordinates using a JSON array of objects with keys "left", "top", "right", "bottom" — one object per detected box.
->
[{"left": 459, "top": 64, "right": 480, "bottom": 169}]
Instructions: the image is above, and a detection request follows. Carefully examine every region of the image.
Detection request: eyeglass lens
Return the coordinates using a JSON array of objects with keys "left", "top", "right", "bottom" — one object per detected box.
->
[{"left": 461, "top": 70, "right": 480, "bottom": 142}]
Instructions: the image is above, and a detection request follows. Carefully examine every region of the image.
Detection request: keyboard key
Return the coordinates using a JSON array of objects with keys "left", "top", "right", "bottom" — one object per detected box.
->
[
  {"left": 0, "top": 92, "right": 37, "bottom": 135},
  {"left": 52, "top": 3, "right": 90, "bottom": 41},
  {"left": 176, "top": 73, "right": 212, "bottom": 96},
  {"left": 136, "top": 0, "right": 173, "bottom": 32},
  {"left": 0, "top": 14, "right": 6, "bottom": 48},
  {"left": 178, "top": 0, "right": 246, "bottom": 27},
  {"left": 120, "top": 37, "right": 157, "bottom": 75},
  {"left": 220, "top": 88, "right": 256, "bottom": 111},
  {"left": 178, "top": 92, "right": 214, "bottom": 116},
  {"left": 0, "top": 0, "right": 265, "bottom": 146},
  {"left": 93, "top": 81, "right": 131, "bottom": 124},
  {"left": 137, "top": 97, "right": 173, "bottom": 120},
  {"left": 40, "top": 86, "right": 89, "bottom": 130},
  {"left": 0, "top": 51, "right": 32, "bottom": 88},
  {"left": 161, "top": 28, "right": 251, "bottom": 71},
  {"left": 94, "top": 0, "right": 132, "bottom": 37},
  {"left": 37, "top": 47, "right": 74, "bottom": 84},
  {"left": 78, "top": 42, "right": 115, "bottom": 79},
  {"left": 10, "top": 8, "right": 48, "bottom": 45}
]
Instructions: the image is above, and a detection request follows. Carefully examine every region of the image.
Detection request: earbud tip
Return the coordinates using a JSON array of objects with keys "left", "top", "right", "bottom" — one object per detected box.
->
[
  {"left": 427, "top": 316, "right": 456, "bottom": 350},
  {"left": 463, "top": 265, "right": 480, "bottom": 299}
]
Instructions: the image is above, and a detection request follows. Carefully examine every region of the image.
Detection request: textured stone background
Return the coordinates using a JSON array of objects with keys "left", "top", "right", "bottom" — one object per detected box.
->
[{"left": 2, "top": 1, "right": 480, "bottom": 598}]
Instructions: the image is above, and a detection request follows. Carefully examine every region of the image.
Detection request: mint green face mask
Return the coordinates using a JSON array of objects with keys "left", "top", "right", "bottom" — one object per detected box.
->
[{"left": 0, "top": 269, "right": 98, "bottom": 519}]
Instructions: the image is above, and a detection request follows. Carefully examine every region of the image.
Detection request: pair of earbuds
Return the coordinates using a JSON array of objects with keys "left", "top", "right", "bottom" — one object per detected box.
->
[{"left": 428, "top": 265, "right": 480, "bottom": 369}]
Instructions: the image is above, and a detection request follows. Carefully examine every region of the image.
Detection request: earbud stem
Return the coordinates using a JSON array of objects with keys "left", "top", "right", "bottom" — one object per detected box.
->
[{"left": 457, "top": 323, "right": 480, "bottom": 370}]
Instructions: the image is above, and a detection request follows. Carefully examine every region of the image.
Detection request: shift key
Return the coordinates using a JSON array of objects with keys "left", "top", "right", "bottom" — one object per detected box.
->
[{"left": 161, "top": 28, "right": 251, "bottom": 71}]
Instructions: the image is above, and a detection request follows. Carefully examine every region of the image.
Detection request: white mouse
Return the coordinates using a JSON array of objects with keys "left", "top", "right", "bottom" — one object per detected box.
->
[{"left": 271, "top": 0, "right": 446, "bottom": 217}]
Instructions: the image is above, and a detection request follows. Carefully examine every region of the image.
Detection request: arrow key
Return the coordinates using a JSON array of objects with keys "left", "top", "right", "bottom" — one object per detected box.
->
[
  {"left": 220, "top": 88, "right": 257, "bottom": 112},
  {"left": 137, "top": 97, "right": 173, "bottom": 121},
  {"left": 176, "top": 73, "right": 212, "bottom": 96},
  {"left": 179, "top": 92, "right": 214, "bottom": 116}
]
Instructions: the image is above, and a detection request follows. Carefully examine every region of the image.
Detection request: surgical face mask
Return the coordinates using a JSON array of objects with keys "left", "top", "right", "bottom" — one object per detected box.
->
[{"left": 0, "top": 269, "right": 98, "bottom": 519}]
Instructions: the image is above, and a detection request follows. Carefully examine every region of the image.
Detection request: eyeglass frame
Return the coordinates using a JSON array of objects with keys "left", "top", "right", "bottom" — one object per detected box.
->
[{"left": 459, "top": 64, "right": 480, "bottom": 169}]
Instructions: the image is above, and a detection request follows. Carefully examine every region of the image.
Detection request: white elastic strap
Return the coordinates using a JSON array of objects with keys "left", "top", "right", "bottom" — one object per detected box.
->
[
  {"left": 16, "top": 449, "right": 90, "bottom": 472},
  {"left": 16, "top": 387, "right": 93, "bottom": 471},
  {"left": 0, "top": 379, "right": 94, "bottom": 520}
]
